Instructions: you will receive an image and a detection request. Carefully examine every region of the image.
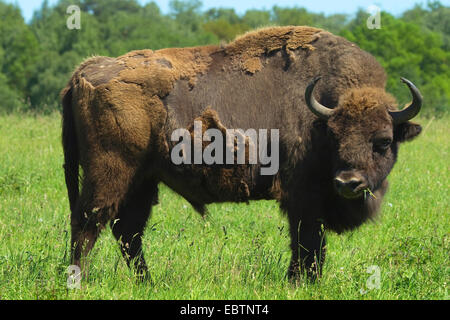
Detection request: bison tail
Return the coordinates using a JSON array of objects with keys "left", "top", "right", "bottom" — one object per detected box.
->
[{"left": 61, "top": 86, "right": 79, "bottom": 213}]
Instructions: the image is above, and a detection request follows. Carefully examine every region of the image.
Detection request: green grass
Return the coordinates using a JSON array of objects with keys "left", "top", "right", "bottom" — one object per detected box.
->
[{"left": 0, "top": 113, "right": 448, "bottom": 300}]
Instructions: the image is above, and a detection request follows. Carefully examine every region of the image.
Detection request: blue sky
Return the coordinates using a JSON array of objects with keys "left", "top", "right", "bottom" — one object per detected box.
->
[{"left": 6, "top": 0, "right": 450, "bottom": 21}]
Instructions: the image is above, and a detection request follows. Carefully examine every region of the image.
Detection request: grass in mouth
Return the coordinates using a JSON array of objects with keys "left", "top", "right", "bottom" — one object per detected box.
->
[{"left": 364, "top": 188, "right": 377, "bottom": 199}]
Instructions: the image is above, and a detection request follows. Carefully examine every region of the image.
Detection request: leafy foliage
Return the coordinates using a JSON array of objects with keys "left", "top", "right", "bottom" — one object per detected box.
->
[
  {"left": 0, "top": 0, "right": 448, "bottom": 115},
  {"left": 341, "top": 10, "right": 450, "bottom": 114}
]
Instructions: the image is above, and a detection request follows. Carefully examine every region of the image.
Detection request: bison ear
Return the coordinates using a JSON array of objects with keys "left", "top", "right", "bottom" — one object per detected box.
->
[{"left": 394, "top": 121, "right": 422, "bottom": 142}]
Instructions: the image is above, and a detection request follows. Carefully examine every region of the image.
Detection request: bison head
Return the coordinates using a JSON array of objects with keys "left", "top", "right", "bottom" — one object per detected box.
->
[{"left": 305, "top": 77, "right": 422, "bottom": 200}]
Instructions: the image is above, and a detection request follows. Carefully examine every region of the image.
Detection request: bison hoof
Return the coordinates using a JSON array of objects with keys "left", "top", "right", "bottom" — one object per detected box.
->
[{"left": 287, "top": 265, "right": 320, "bottom": 283}]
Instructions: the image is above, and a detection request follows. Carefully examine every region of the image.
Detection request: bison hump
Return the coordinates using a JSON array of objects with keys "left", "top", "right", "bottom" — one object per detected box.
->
[{"left": 79, "top": 57, "right": 126, "bottom": 87}]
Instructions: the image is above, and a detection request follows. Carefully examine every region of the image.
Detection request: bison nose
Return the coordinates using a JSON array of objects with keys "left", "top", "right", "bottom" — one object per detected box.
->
[
  {"left": 334, "top": 175, "right": 367, "bottom": 199},
  {"left": 334, "top": 177, "right": 362, "bottom": 190}
]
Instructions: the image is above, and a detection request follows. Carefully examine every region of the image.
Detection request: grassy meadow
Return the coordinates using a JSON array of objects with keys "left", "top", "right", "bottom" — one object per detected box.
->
[{"left": 0, "top": 113, "right": 448, "bottom": 300}]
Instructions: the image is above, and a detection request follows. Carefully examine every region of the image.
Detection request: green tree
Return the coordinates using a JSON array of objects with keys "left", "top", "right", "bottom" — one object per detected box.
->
[
  {"left": 0, "top": 0, "right": 447, "bottom": 114},
  {"left": 0, "top": 2, "right": 39, "bottom": 112},
  {"left": 341, "top": 10, "right": 449, "bottom": 114},
  {"left": 272, "top": 6, "right": 314, "bottom": 26},
  {"left": 242, "top": 10, "right": 272, "bottom": 29},
  {"left": 203, "top": 8, "right": 249, "bottom": 41},
  {"left": 402, "top": 1, "right": 450, "bottom": 50},
  {"left": 28, "top": 0, "right": 105, "bottom": 110}
]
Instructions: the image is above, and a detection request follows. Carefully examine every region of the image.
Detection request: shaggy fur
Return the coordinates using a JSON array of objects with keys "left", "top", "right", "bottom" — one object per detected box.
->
[
  {"left": 225, "top": 26, "right": 322, "bottom": 73},
  {"left": 61, "top": 26, "right": 422, "bottom": 280}
]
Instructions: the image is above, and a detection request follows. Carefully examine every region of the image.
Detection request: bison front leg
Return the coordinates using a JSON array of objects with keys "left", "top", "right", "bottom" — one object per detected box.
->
[
  {"left": 110, "top": 180, "right": 158, "bottom": 282},
  {"left": 287, "top": 215, "right": 326, "bottom": 281}
]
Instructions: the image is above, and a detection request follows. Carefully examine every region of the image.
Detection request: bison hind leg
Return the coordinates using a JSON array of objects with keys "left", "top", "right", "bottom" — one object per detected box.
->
[
  {"left": 70, "top": 198, "right": 117, "bottom": 279},
  {"left": 70, "top": 160, "right": 139, "bottom": 278},
  {"left": 110, "top": 179, "right": 159, "bottom": 282}
]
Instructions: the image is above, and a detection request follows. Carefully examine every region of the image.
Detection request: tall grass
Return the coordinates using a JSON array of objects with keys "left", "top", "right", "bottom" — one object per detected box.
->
[{"left": 0, "top": 113, "right": 448, "bottom": 299}]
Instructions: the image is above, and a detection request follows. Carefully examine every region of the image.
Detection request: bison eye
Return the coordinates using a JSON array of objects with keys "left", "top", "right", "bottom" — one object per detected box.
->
[{"left": 373, "top": 138, "right": 392, "bottom": 152}]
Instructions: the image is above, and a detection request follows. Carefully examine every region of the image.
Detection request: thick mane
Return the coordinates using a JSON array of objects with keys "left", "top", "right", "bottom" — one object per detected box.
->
[
  {"left": 225, "top": 26, "right": 323, "bottom": 73},
  {"left": 338, "top": 87, "right": 398, "bottom": 115},
  {"left": 226, "top": 25, "right": 323, "bottom": 52}
]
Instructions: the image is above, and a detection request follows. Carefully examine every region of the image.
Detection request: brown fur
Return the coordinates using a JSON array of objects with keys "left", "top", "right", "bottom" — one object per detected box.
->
[
  {"left": 338, "top": 87, "right": 398, "bottom": 115},
  {"left": 225, "top": 26, "right": 322, "bottom": 73},
  {"left": 61, "top": 26, "right": 422, "bottom": 281}
]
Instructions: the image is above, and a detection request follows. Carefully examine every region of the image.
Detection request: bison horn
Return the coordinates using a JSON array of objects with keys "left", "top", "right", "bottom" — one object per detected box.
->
[
  {"left": 305, "top": 76, "right": 334, "bottom": 120},
  {"left": 389, "top": 78, "right": 423, "bottom": 124}
]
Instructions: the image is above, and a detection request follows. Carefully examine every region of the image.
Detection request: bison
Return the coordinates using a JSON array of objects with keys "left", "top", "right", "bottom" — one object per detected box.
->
[{"left": 61, "top": 26, "right": 422, "bottom": 281}]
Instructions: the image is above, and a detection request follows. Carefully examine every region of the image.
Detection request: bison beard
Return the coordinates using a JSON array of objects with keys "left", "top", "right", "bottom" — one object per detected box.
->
[{"left": 61, "top": 26, "right": 422, "bottom": 282}]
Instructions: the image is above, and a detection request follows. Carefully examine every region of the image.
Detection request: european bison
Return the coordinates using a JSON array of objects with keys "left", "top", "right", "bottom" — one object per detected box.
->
[{"left": 61, "top": 26, "right": 422, "bottom": 280}]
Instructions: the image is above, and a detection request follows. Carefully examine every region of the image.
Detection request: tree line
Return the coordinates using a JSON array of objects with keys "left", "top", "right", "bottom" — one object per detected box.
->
[{"left": 0, "top": 0, "right": 448, "bottom": 115}]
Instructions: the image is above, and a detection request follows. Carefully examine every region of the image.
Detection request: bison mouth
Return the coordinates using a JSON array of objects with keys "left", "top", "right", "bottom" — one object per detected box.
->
[
  {"left": 333, "top": 171, "right": 369, "bottom": 200},
  {"left": 336, "top": 187, "right": 365, "bottom": 199}
]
